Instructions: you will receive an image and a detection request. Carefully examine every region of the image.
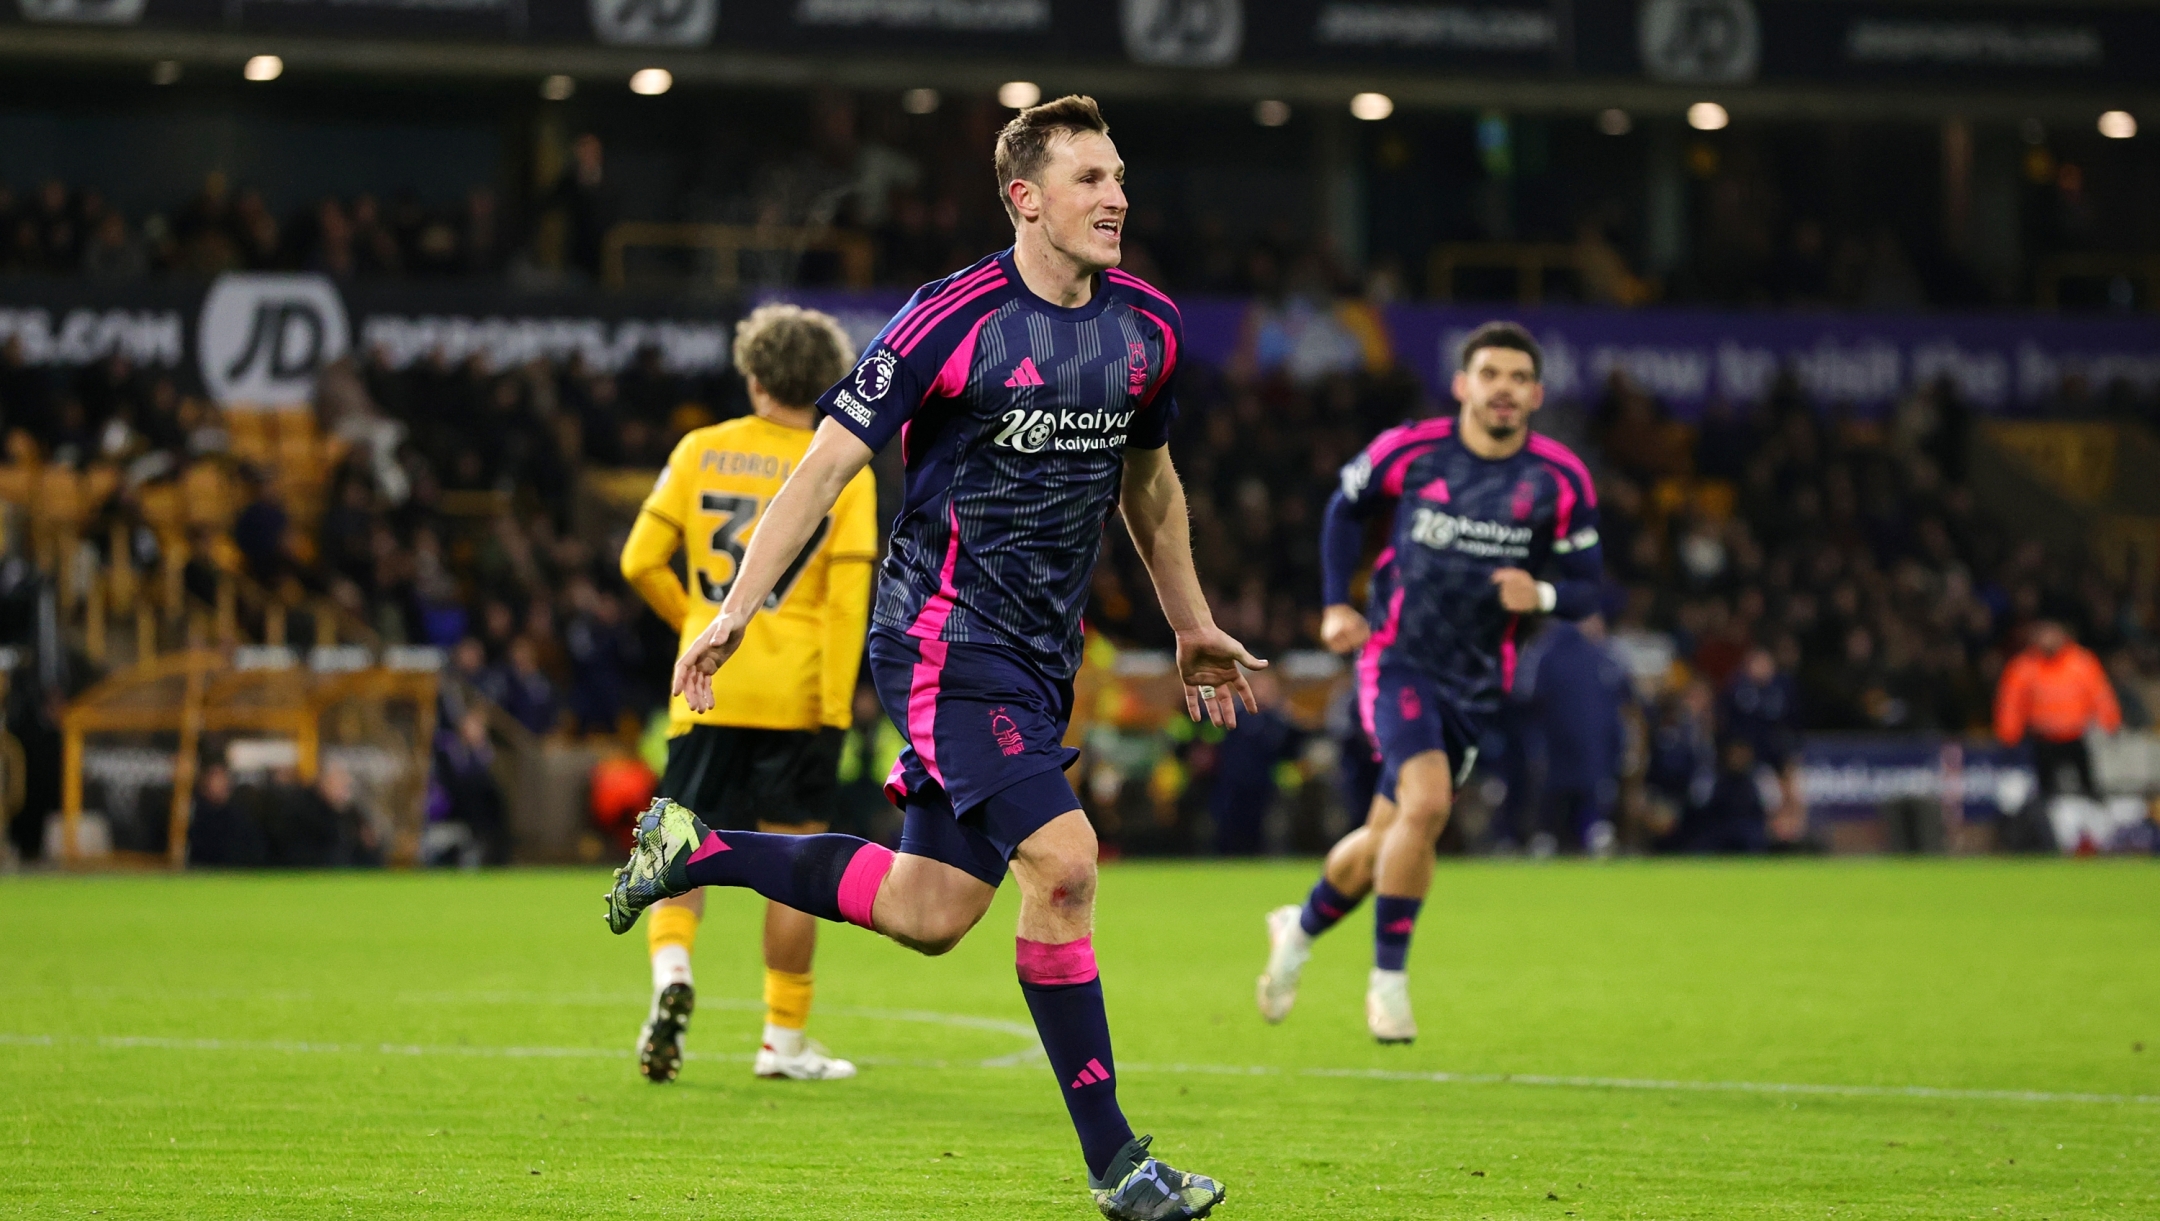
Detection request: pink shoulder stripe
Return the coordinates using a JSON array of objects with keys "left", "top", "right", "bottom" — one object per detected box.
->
[
  {"left": 884, "top": 265, "right": 997, "bottom": 347},
  {"left": 1527, "top": 435, "right": 1597, "bottom": 506},
  {"left": 1106, "top": 268, "right": 1180, "bottom": 318},
  {"left": 1366, "top": 417, "right": 1453, "bottom": 468},
  {"left": 886, "top": 263, "right": 1004, "bottom": 352},
  {"left": 894, "top": 274, "right": 1009, "bottom": 358}
]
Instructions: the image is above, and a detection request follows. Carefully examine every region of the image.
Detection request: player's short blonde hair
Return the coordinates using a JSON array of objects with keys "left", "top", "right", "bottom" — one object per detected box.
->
[
  {"left": 731, "top": 304, "right": 855, "bottom": 407},
  {"left": 994, "top": 94, "right": 1110, "bottom": 225}
]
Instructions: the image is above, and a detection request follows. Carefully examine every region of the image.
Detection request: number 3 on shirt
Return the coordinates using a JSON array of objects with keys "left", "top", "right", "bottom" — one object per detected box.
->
[{"left": 693, "top": 492, "right": 831, "bottom": 611}]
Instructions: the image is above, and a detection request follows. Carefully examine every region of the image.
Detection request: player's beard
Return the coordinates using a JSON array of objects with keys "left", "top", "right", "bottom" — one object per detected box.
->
[{"left": 1480, "top": 402, "right": 1521, "bottom": 439}]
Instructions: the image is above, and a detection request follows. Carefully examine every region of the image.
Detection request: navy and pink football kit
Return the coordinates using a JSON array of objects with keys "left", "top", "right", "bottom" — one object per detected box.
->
[
  {"left": 681, "top": 251, "right": 1188, "bottom": 1183},
  {"left": 1319, "top": 416, "right": 1604, "bottom": 801},
  {"left": 815, "top": 247, "right": 1184, "bottom": 881}
]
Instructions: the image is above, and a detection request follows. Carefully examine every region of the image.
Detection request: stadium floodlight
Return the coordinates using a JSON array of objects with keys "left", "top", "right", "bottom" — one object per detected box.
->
[
  {"left": 1254, "top": 99, "right": 1291, "bottom": 127},
  {"left": 998, "top": 80, "right": 1041, "bottom": 108},
  {"left": 1350, "top": 92, "right": 1393, "bottom": 121},
  {"left": 630, "top": 68, "right": 672, "bottom": 96},
  {"left": 2098, "top": 110, "right": 2137, "bottom": 139},
  {"left": 243, "top": 55, "right": 282, "bottom": 82},
  {"left": 901, "top": 88, "right": 940, "bottom": 115},
  {"left": 1687, "top": 101, "right": 1729, "bottom": 131},
  {"left": 151, "top": 60, "right": 182, "bottom": 85},
  {"left": 540, "top": 74, "right": 576, "bottom": 101},
  {"left": 1597, "top": 108, "right": 1631, "bottom": 135}
]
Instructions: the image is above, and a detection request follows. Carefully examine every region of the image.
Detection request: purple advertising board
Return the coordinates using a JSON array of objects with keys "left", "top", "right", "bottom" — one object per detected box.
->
[
  {"left": 771, "top": 288, "right": 2160, "bottom": 419},
  {"left": 1795, "top": 736, "right": 2031, "bottom": 822},
  {"left": 1381, "top": 304, "right": 2160, "bottom": 418}
]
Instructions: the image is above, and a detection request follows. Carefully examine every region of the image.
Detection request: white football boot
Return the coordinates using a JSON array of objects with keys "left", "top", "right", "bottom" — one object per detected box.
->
[
  {"left": 1366, "top": 968, "right": 1417, "bottom": 1044},
  {"left": 753, "top": 1031, "right": 857, "bottom": 1080},
  {"left": 1256, "top": 905, "right": 1313, "bottom": 1024}
]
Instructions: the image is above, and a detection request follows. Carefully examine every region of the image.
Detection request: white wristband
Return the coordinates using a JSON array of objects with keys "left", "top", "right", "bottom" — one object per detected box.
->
[{"left": 1536, "top": 581, "right": 1557, "bottom": 613}]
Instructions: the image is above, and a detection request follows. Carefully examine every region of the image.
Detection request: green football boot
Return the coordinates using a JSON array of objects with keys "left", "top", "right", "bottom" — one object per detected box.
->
[
  {"left": 603, "top": 798, "right": 706, "bottom": 935},
  {"left": 1091, "top": 1135, "right": 1226, "bottom": 1220}
]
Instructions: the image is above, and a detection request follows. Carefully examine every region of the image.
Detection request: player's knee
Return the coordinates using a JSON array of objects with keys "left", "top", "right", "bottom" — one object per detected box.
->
[
  {"left": 1395, "top": 794, "right": 1452, "bottom": 839},
  {"left": 1041, "top": 861, "right": 1095, "bottom": 914},
  {"left": 1023, "top": 839, "right": 1097, "bottom": 914}
]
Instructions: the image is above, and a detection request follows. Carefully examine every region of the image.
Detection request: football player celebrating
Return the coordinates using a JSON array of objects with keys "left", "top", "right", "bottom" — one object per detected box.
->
[{"left": 606, "top": 96, "right": 1248, "bottom": 1220}]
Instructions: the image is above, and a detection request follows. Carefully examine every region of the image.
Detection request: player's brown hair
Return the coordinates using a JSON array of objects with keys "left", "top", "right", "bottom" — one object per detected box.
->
[
  {"left": 731, "top": 303, "right": 855, "bottom": 407},
  {"left": 1459, "top": 320, "right": 1543, "bottom": 380},
  {"left": 994, "top": 94, "right": 1111, "bottom": 224}
]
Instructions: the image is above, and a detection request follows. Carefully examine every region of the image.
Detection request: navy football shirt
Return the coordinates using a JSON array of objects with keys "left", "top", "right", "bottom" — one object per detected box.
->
[
  {"left": 1336, "top": 418, "right": 1602, "bottom": 716},
  {"left": 816, "top": 249, "right": 1183, "bottom": 681}
]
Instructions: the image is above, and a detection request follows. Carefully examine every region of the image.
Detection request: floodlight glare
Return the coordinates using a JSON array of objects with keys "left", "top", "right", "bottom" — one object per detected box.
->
[{"left": 1350, "top": 92, "right": 1393, "bottom": 121}]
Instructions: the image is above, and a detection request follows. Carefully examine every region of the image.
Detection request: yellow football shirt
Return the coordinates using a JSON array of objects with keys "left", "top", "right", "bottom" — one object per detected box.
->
[{"left": 620, "top": 415, "right": 878, "bottom": 732}]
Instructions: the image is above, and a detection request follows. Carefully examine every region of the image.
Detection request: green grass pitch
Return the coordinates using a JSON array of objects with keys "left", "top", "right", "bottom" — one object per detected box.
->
[{"left": 3, "top": 859, "right": 2155, "bottom": 1219}]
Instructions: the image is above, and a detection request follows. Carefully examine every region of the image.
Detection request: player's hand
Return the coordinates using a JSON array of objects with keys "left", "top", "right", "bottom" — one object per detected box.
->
[
  {"left": 671, "top": 608, "right": 749, "bottom": 714},
  {"left": 1320, "top": 604, "right": 1370, "bottom": 655},
  {"left": 1175, "top": 625, "right": 1268, "bottom": 730},
  {"left": 1491, "top": 568, "right": 1541, "bottom": 614}
]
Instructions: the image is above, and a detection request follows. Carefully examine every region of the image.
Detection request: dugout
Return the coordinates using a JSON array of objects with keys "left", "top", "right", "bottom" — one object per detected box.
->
[{"left": 58, "top": 650, "right": 438, "bottom": 867}]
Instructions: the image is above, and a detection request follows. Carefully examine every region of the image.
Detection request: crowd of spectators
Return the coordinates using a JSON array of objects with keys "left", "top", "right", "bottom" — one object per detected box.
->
[
  {"left": 2, "top": 87, "right": 2145, "bottom": 312},
  {"left": 1071, "top": 347, "right": 2157, "bottom": 857},
  {"left": 0, "top": 173, "right": 511, "bottom": 283},
  {"left": 3, "top": 267, "right": 2155, "bottom": 862}
]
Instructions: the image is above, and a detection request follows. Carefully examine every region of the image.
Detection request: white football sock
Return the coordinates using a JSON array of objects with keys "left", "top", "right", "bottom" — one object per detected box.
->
[
  {"left": 762, "top": 1023, "right": 805, "bottom": 1056},
  {"left": 651, "top": 945, "right": 692, "bottom": 992}
]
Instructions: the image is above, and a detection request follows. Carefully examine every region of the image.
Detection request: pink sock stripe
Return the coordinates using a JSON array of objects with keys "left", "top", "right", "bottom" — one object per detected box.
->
[
  {"left": 836, "top": 843, "right": 895, "bottom": 930},
  {"left": 686, "top": 830, "right": 728, "bottom": 864},
  {"left": 1016, "top": 935, "right": 1098, "bottom": 986}
]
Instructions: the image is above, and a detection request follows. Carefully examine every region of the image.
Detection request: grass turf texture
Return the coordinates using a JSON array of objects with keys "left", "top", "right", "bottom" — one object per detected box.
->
[{"left": 2, "top": 861, "right": 2155, "bottom": 1220}]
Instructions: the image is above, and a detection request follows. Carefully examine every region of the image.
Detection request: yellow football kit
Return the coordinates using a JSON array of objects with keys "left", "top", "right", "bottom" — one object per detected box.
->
[{"left": 619, "top": 415, "right": 878, "bottom": 733}]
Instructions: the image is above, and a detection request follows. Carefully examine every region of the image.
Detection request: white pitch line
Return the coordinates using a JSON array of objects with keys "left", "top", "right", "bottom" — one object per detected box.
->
[{"left": 3, "top": 1032, "right": 2153, "bottom": 1107}]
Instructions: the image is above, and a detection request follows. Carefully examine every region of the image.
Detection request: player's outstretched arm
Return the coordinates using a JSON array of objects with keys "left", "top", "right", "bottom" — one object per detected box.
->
[
  {"left": 672, "top": 417, "right": 875, "bottom": 713},
  {"left": 1118, "top": 444, "right": 1267, "bottom": 728}
]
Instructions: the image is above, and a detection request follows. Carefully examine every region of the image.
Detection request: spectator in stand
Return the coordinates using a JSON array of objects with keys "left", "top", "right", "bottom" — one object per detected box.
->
[
  {"left": 231, "top": 466, "right": 291, "bottom": 584},
  {"left": 562, "top": 576, "right": 638, "bottom": 735},
  {"left": 482, "top": 636, "right": 561, "bottom": 735},
  {"left": 1516, "top": 615, "right": 1630, "bottom": 856},
  {"left": 1646, "top": 678, "right": 1717, "bottom": 846},
  {"left": 1678, "top": 739, "right": 1771, "bottom": 853},
  {"left": 1721, "top": 643, "right": 1802, "bottom": 829},
  {"left": 1994, "top": 616, "right": 2121, "bottom": 804},
  {"left": 186, "top": 761, "right": 266, "bottom": 867},
  {"left": 81, "top": 210, "right": 148, "bottom": 280},
  {"left": 1208, "top": 669, "right": 1302, "bottom": 856},
  {"left": 431, "top": 706, "right": 511, "bottom": 865},
  {"left": 262, "top": 765, "right": 340, "bottom": 867},
  {"left": 542, "top": 133, "right": 613, "bottom": 280},
  {"left": 317, "top": 761, "right": 386, "bottom": 867}
]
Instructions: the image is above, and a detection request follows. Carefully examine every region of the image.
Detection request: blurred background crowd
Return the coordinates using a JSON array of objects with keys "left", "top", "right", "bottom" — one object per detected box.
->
[
  {"left": 4, "top": 296, "right": 2154, "bottom": 866},
  {"left": 2, "top": 80, "right": 2152, "bottom": 313},
  {"left": 6, "top": 75, "right": 2159, "bottom": 867}
]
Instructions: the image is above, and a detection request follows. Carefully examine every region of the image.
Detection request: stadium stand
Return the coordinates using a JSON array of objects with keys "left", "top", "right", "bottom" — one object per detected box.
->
[{"left": 2, "top": 274, "right": 2156, "bottom": 864}]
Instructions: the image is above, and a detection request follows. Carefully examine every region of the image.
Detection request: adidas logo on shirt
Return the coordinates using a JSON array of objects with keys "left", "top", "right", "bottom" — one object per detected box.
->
[{"left": 1003, "top": 357, "right": 1045, "bottom": 388}]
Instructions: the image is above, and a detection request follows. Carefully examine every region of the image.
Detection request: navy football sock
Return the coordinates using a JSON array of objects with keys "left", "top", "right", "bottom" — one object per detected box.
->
[
  {"left": 1018, "top": 938, "right": 1134, "bottom": 1181},
  {"left": 1373, "top": 894, "right": 1422, "bottom": 971},
  {"left": 1298, "top": 876, "right": 1364, "bottom": 937},
  {"left": 681, "top": 828, "right": 893, "bottom": 929}
]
